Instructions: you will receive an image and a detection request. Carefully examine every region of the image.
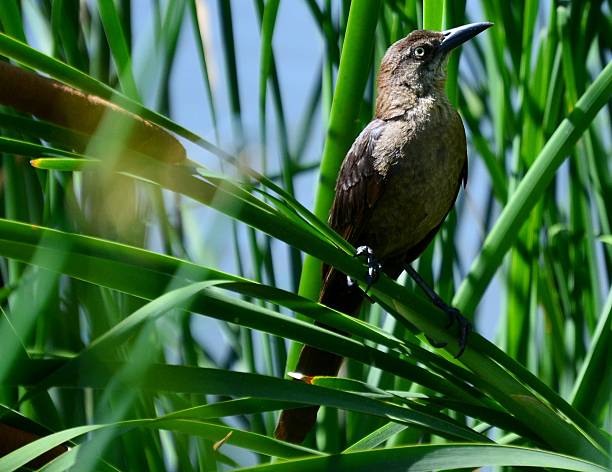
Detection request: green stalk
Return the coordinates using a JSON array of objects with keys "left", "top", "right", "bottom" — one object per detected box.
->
[
  {"left": 422, "top": 0, "right": 444, "bottom": 31},
  {"left": 96, "top": 0, "right": 140, "bottom": 100},
  {"left": 288, "top": 0, "right": 382, "bottom": 372},
  {"left": 454, "top": 59, "right": 612, "bottom": 317},
  {"left": 188, "top": 0, "right": 220, "bottom": 142}
]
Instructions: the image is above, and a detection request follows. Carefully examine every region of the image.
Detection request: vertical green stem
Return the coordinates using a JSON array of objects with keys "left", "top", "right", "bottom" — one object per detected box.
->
[{"left": 287, "top": 0, "right": 382, "bottom": 373}]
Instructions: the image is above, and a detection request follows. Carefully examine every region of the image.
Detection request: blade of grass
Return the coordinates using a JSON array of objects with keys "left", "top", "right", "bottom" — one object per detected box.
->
[
  {"left": 570, "top": 287, "right": 612, "bottom": 418},
  {"left": 233, "top": 444, "right": 608, "bottom": 472},
  {"left": 96, "top": 0, "right": 140, "bottom": 100},
  {"left": 8, "top": 361, "right": 488, "bottom": 443}
]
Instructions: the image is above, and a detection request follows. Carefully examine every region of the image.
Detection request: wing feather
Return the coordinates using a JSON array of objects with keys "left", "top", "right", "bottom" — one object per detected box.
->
[{"left": 328, "top": 119, "right": 387, "bottom": 244}]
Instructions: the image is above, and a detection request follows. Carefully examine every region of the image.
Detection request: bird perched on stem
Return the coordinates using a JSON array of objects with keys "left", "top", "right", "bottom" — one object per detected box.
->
[{"left": 275, "top": 22, "right": 493, "bottom": 444}]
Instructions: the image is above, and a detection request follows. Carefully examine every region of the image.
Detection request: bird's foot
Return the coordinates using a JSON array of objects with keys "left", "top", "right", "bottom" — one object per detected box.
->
[
  {"left": 403, "top": 263, "right": 470, "bottom": 358},
  {"left": 425, "top": 334, "right": 448, "bottom": 348},
  {"left": 347, "top": 246, "right": 382, "bottom": 296},
  {"left": 431, "top": 301, "right": 471, "bottom": 358}
]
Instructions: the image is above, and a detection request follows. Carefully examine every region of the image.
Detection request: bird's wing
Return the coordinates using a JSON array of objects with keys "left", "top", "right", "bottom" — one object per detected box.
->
[
  {"left": 457, "top": 110, "right": 468, "bottom": 189},
  {"left": 328, "top": 118, "right": 387, "bottom": 245}
]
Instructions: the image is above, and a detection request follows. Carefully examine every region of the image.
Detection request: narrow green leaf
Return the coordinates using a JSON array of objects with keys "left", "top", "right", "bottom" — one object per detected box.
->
[
  {"left": 30, "top": 157, "right": 101, "bottom": 171},
  {"left": 343, "top": 422, "right": 408, "bottom": 452},
  {"left": 571, "top": 288, "right": 612, "bottom": 417},
  {"left": 0, "top": 2, "right": 26, "bottom": 42},
  {"left": 258, "top": 0, "right": 280, "bottom": 114},
  {"left": 8, "top": 361, "right": 487, "bottom": 443},
  {"left": 96, "top": 0, "right": 140, "bottom": 100},
  {"left": 234, "top": 444, "right": 608, "bottom": 472}
]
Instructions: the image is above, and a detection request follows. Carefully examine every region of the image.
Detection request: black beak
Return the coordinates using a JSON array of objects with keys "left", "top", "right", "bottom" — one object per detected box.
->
[{"left": 439, "top": 22, "right": 493, "bottom": 53}]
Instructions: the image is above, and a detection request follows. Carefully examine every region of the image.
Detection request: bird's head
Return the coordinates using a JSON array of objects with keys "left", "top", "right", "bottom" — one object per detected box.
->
[{"left": 377, "top": 22, "right": 492, "bottom": 98}]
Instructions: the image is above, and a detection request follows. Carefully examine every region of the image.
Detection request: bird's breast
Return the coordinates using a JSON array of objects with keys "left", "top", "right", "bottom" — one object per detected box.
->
[{"left": 364, "top": 103, "right": 466, "bottom": 260}]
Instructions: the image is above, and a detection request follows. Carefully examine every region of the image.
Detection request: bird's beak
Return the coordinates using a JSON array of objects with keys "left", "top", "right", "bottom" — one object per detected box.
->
[{"left": 439, "top": 22, "right": 493, "bottom": 53}]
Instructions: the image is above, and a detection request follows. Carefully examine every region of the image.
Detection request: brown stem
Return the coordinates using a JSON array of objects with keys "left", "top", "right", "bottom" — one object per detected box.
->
[{"left": 0, "top": 61, "right": 185, "bottom": 164}]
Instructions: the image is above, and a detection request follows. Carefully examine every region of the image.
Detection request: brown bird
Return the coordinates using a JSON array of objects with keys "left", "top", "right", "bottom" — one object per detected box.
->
[{"left": 275, "top": 22, "right": 493, "bottom": 444}]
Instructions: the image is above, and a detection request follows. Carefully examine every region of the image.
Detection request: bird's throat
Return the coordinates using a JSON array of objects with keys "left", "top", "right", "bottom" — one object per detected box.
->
[{"left": 375, "top": 84, "right": 449, "bottom": 122}]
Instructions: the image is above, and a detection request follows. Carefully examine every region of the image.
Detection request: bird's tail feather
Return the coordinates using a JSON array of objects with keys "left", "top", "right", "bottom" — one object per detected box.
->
[{"left": 274, "top": 268, "right": 364, "bottom": 443}]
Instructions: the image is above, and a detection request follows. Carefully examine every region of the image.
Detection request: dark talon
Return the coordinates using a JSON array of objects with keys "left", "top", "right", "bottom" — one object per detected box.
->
[
  {"left": 435, "top": 303, "right": 460, "bottom": 329},
  {"left": 425, "top": 335, "right": 448, "bottom": 348},
  {"left": 454, "top": 315, "right": 471, "bottom": 358},
  {"left": 429, "top": 301, "right": 471, "bottom": 357},
  {"left": 403, "top": 263, "right": 471, "bottom": 357},
  {"left": 425, "top": 308, "right": 471, "bottom": 357}
]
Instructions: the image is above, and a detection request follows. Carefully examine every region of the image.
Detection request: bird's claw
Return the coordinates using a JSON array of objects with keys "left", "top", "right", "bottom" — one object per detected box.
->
[
  {"left": 347, "top": 246, "right": 382, "bottom": 295},
  {"left": 427, "top": 302, "right": 471, "bottom": 358},
  {"left": 436, "top": 302, "right": 460, "bottom": 329},
  {"left": 425, "top": 335, "right": 447, "bottom": 348},
  {"left": 454, "top": 313, "right": 471, "bottom": 358}
]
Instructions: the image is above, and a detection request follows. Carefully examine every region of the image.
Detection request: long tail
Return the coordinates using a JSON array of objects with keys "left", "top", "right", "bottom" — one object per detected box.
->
[{"left": 274, "top": 268, "right": 364, "bottom": 443}]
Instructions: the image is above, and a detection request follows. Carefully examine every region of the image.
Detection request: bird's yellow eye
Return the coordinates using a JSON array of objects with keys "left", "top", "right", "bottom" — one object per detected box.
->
[{"left": 414, "top": 46, "right": 426, "bottom": 58}]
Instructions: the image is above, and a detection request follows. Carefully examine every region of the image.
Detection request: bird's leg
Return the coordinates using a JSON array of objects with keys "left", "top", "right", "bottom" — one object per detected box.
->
[
  {"left": 403, "top": 263, "right": 470, "bottom": 358},
  {"left": 347, "top": 246, "right": 383, "bottom": 297}
]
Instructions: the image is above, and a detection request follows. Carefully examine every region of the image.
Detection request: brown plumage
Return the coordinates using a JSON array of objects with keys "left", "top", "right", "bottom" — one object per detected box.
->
[{"left": 275, "top": 23, "right": 492, "bottom": 444}]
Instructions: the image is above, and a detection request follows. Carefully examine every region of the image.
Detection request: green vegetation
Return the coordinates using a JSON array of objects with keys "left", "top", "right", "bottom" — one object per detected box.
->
[{"left": 0, "top": 0, "right": 610, "bottom": 470}]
